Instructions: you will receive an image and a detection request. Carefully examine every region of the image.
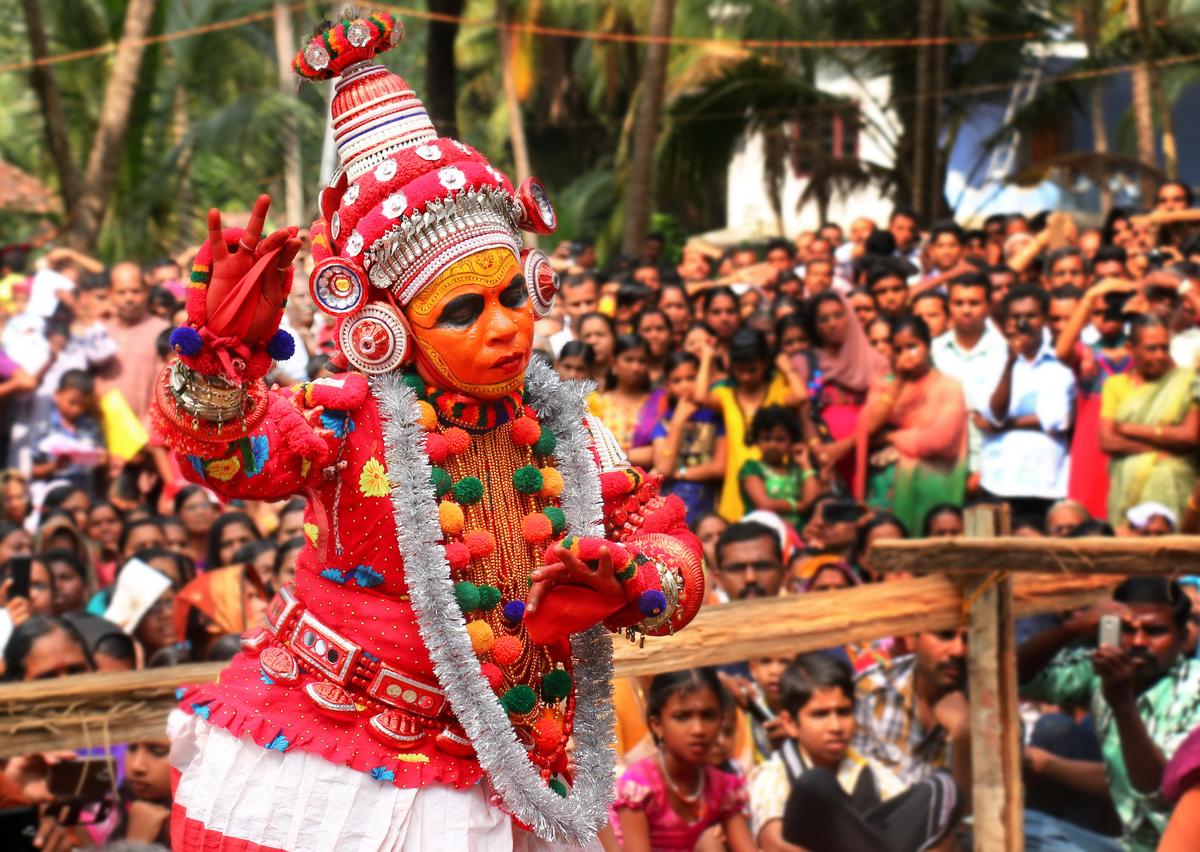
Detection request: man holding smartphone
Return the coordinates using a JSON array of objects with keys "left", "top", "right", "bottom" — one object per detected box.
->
[{"left": 1017, "top": 578, "right": 1200, "bottom": 851}]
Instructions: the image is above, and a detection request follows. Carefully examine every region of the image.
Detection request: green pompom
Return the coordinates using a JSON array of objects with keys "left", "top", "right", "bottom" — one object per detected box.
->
[
  {"left": 512, "top": 465, "right": 544, "bottom": 495},
  {"left": 534, "top": 427, "right": 557, "bottom": 457},
  {"left": 431, "top": 467, "right": 452, "bottom": 497},
  {"left": 549, "top": 779, "right": 568, "bottom": 797},
  {"left": 543, "top": 506, "right": 566, "bottom": 536},
  {"left": 500, "top": 684, "right": 537, "bottom": 715},
  {"left": 454, "top": 581, "right": 481, "bottom": 612},
  {"left": 477, "top": 584, "right": 501, "bottom": 609},
  {"left": 453, "top": 476, "right": 484, "bottom": 505},
  {"left": 616, "top": 562, "right": 637, "bottom": 582},
  {"left": 400, "top": 373, "right": 427, "bottom": 399},
  {"left": 541, "top": 668, "right": 573, "bottom": 703}
]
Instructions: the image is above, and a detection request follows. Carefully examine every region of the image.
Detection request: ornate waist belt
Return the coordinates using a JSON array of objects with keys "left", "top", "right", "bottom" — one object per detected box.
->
[{"left": 239, "top": 585, "right": 472, "bottom": 756}]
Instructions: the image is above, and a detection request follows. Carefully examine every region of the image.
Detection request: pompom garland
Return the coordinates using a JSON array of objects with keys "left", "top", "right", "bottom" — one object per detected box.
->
[
  {"left": 477, "top": 585, "right": 501, "bottom": 609},
  {"left": 481, "top": 662, "right": 505, "bottom": 690},
  {"left": 540, "top": 468, "right": 564, "bottom": 498},
  {"left": 543, "top": 507, "right": 566, "bottom": 536},
  {"left": 501, "top": 684, "right": 536, "bottom": 715},
  {"left": 638, "top": 589, "right": 668, "bottom": 618},
  {"left": 444, "top": 541, "right": 470, "bottom": 570},
  {"left": 464, "top": 529, "right": 496, "bottom": 559},
  {"left": 430, "top": 466, "right": 452, "bottom": 497},
  {"left": 511, "top": 416, "right": 541, "bottom": 446},
  {"left": 170, "top": 327, "right": 203, "bottom": 357},
  {"left": 267, "top": 329, "right": 296, "bottom": 361},
  {"left": 491, "top": 635, "right": 523, "bottom": 666},
  {"left": 503, "top": 600, "right": 526, "bottom": 623},
  {"left": 466, "top": 620, "right": 495, "bottom": 654},
  {"left": 453, "top": 476, "right": 484, "bottom": 505},
  {"left": 513, "top": 465, "right": 544, "bottom": 495},
  {"left": 415, "top": 401, "right": 438, "bottom": 432},
  {"left": 521, "top": 512, "right": 553, "bottom": 544},
  {"left": 439, "top": 501, "right": 465, "bottom": 536},
  {"left": 454, "top": 581, "right": 481, "bottom": 612},
  {"left": 400, "top": 373, "right": 427, "bottom": 398},
  {"left": 541, "top": 669, "right": 572, "bottom": 702},
  {"left": 425, "top": 432, "right": 449, "bottom": 464},
  {"left": 533, "top": 427, "right": 557, "bottom": 457},
  {"left": 533, "top": 715, "right": 564, "bottom": 752},
  {"left": 443, "top": 428, "right": 470, "bottom": 455}
]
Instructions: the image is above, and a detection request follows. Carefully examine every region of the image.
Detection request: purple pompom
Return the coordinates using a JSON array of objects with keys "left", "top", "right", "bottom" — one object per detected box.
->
[
  {"left": 503, "top": 600, "right": 525, "bottom": 623},
  {"left": 638, "top": 589, "right": 667, "bottom": 617},
  {"left": 267, "top": 329, "right": 295, "bottom": 361},
  {"left": 169, "top": 326, "right": 203, "bottom": 357}
]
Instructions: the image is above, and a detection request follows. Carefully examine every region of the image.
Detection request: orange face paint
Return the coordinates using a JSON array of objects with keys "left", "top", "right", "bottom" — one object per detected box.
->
[{"left": 406, "top": 248, "right": 533, "bottom": 399}]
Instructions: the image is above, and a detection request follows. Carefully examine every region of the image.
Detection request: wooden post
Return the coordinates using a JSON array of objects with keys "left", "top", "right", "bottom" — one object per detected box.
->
[{"left": 963, "top": 506, "right": 1023, "bottom": 851}]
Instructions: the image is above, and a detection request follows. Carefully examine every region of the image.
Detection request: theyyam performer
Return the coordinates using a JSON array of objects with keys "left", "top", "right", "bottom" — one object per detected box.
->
[{"left": 151, "top": 10, "right": 704, "bottom": 851}]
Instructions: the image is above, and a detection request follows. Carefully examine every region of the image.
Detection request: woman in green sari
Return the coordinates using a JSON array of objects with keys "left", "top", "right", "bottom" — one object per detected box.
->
[
  {"left": 853, "top": 316, "right": 968, "bottom": 538},
  {"left": 1100, "top": 315, "right": 1200, "bottom": 527}
]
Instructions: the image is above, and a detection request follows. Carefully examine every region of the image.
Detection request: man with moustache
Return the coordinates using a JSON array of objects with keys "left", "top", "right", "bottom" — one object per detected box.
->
[
  {"left": 851, "top": 628, "right": 973, "bottom": 794},
  {"left": 711, "top": 520, "right": 786, "bottom": 602},
  {"left": 1019, "top": 578, "right": 1200, "bottom": 851}
]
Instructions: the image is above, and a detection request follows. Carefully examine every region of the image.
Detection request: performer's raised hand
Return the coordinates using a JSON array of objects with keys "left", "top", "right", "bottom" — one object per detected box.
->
[
  {"left": 528, "top": 543, "right": 624, "bottom": 615},
  {"left": 205, "top": 194, "right": 302, "bottom": 345}
]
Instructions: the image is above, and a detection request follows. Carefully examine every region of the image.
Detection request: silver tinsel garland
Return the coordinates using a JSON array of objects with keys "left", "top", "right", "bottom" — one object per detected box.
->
[{"left": 371, "top": 358, "right": 614, "bottom": 845}]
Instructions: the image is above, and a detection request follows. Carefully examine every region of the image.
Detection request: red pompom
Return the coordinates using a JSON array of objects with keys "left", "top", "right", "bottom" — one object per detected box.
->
[
  {"left": 600, "top": 472, "right": 634, "bottom": 500},
  {"left": 464, "top": 530, "right": 497, "bottom": 559},
  {"left": 491, "top": 634, "right": 524, "bottom": 666},
  {"left": 511, "top": 416, "right": 541, "bottom": 447},
  {"left": 425, "top": 432, "right": 449, "bottom": 464},
  {"left": 521, "top": 512, "right": 553, "bottom": 544},
  {"left": 444, "top": 541, "right": 471, "bottom": 571},
  {"left": 443, "top": 427, "right": 471, "bottom": 455},
  {"left": 532, "top": 714, "right": 564, "bottom": 753},
  {"left": 481, "top": 662, "right": 505, "bottom": 691}
]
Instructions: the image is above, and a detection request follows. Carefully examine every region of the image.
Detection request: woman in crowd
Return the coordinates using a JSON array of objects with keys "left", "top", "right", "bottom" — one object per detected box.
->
[
  {"left": 118, "top": 517, "right": 166, "bottom": 564},
  {"left": 85, "top": 501, "right": 124, "bottom": 585},
  {"left": 43, "top": 548, "right": 91, "bottom": 615},
  {"left": 174, "top": 564, "right": 269, "bottom": 662},
  {"left": 1, "top": 469, "right": 32, "bottom": 529},
  {"left": 854, "top": 316, "right": 967, "bottom": 539},
  {"left": 555, "top": 339, "right": 594, "bottom": 382},
  {"left": 173, "top": 484, "right": 218, "bottom": 567},
  {"left": 273, "top": 535, "right": 304, "bottom": 590},
  {"left": 1056, "top": 278, "right": 1135, "bottom": 519},
  {"left": 42, "top": 483, "right": 90, "bottom": 531},
  {"left": 775, "top": 312, "right": 810, "bottom": 360},
  {"left": 701, "top": 287, "right": 742, "bottom": 355},
  {"left": 2, "top": 614, "right": 93, "bottom": 681},
  {"left": 866, "top": 317, "right": 894, "bottom": 360},
  {"left": 577, "top": 311, "right": 617, "bottom": 384},
  {"left": 590, "top": 333, "right": 653, "bottom": 461},
  {"left": 923, "top": 503, "right": 966, "bottom": 538},
  {"left": 651, "top": 352, "right": 727, "bottom": 521},
  {"left": 635, "top": 307, "right": 674, "bottom": 386},
  {"left": 232, "top": 539, "right": 278, "bottom": 592},
  {"left": 159, "top": 514, "right": 191, "bottom": 556},
  {"left": 799, "top": 292, "right": 888, "bottom": 487},
  {"left": 855, "top": 512, "right": 909, "bottom": 579},
  {"left": 1100, "top": 314, "right": 1200, "bottom": 526},
  {"left": 108, "top": 739, "right": 173, "bottom": 845},
  {"left": 0, "top": 521, "right": 33, "bottom": 562},
  {"left": 657, "top": 282, "right": 693, "bottom": 346},
  {"left": 203, "top": 511, "right": 262, "bottom": 571},
  {"left": 611, "top": 668, "right": 754, "bottom": 852},
  {"left": 697, "top": 327, "right": 804, "bottom": 521}
]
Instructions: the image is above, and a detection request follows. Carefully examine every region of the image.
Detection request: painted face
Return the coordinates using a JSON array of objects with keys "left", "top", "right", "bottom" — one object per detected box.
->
[{"left": 406, "top": 248, "right": 533, "bottom": 399}]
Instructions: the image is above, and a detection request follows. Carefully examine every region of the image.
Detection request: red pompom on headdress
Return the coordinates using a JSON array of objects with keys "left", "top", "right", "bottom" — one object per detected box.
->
[{"left": 293, "top": 11, "right": 403, "bottom": 81}]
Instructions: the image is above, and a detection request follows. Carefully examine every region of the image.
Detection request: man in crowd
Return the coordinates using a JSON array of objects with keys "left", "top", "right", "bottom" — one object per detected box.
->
[
  {"left": 712, "top": 520, "right": 786, "bottom": 603},
  {"left": 98, "top": 261, "right": 170, "bottom": 422},
  {"left": 1019, "top": 579, "right": 1200, "bottom": 850},
  {"left": 979, "top": 285, "right": 1075, "bottom": 520}
]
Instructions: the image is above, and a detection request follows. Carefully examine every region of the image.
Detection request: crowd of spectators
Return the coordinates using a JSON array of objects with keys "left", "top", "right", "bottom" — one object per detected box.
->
[{"left": 3, "top": 183, "right": 1200, "bottom": 849}]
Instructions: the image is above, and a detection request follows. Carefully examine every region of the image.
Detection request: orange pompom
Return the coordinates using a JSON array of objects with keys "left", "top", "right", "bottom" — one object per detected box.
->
[
  {"left": 521, "top": 512, "right": 553, "bottom": 544},
  {"left": 443, "top": 427, "right": 470, "bottom": 455},
  {"left": 511, "top": 416, "right": 541, "bottom": 447},
  {"left": 540, "top": 468, "right": 564, "bottom": 498},
  {"left": 466, "top": 619, "right": 495, "bottom": 655},
  {"left": 439, "top": 501, "right": 465, "bottom": 536},
  {"left": 532, "top": 713, "right": 564, "bottom": 752},
  {"left": 464, "top": 529, "right": 496, "bottom": 559},
  {"left": 416, "top": 401, "right": 438, "bottom": 432},
  {"left": 491, "top": 634, "right": 524, "bottom": 666}
]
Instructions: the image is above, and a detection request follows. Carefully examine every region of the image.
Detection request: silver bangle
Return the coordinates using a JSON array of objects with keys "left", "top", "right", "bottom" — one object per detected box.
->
[{"left": 169, "top": 361, "right": 250, "bottom": 423}]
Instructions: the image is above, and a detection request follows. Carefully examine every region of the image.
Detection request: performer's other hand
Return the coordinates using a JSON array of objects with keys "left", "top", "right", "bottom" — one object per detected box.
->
[
  {"left": 205, "top": 194, "right": 302, "bottom": 345},
  {"left": 527, "top": 544, "right": 623, "bottom": 615}
]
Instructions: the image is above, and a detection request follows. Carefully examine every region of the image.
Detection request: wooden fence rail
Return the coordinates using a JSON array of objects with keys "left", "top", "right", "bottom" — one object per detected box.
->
[{"left": 0, "top": 572, "right": 1115, "bottom": 757}]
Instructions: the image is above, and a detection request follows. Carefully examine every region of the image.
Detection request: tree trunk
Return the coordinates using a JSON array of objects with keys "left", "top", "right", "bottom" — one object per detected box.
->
[
  {"left": 497, "top": 0, "right": 532, "bottom": 183},
  {"left": 272, "top": 1, "right": 303, "bottom": 225},
  {"left": 425, "top": 0, "right": 465, "bottom": 138},
  {"left": 20, "top": 0, "right": 81, "bottom": 209},
  {"left": 1126, "top": 0, "right": 1159, "bottom": 202},
  {"left": 63, "top": 0, "right": 159, "bottom": 251},
  {"left": 1079, "top": 0, "right": 1113, "bottom": 211},
  {"left": 910, "top": 0, "right": 945, "bottom": 222},
  {"left": 620, "top": 0, "right": 676, "bottom": 258}
]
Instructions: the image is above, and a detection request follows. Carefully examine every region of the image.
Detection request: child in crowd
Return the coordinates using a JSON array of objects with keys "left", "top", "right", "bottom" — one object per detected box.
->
[
  {"left": 651, "top": 351, "right": 727, "bottom": 520},
  {"left": 745, "top": 654, "right": 795, "bottom": 763},
  {"left": 739, "top": 405, "right": 821, "bottom": 529},
  {"left": 748, "top": 654, "right": 961, "bottom": 852},
  {"left": 30, "top": 369, "right": 107, "bottom": 496},
  {"left": 611, "top": 668, "right": 756, "bottom": 852}
]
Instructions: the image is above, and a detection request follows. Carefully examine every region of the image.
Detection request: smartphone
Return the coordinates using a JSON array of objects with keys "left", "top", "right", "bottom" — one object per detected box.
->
[
  {"left": 47, "top": 757, "right": 114, "bottom": 801},
  {"left": 5, "top": 556, "right": 31, "bottom": 601},
  {"left": 1099, "top": 614, "right": 1122, "bottom": 648},
  {"left": 822, "top": 499, "right": 865, "bottom": 526},
  {"left": 0, "top": 806, "right": 40, "bottom": 852}
]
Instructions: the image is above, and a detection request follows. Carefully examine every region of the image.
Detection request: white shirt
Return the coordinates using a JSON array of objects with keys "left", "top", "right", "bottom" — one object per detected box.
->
[
  {"left": 931, "top": 324, "right": 1009, "bottom": 473},
  {"left": 978, "top": 342, "right": 1076, "bottom": 499},
  {"left": 28, "top": 268, "right": 73, "bottom": 318}
]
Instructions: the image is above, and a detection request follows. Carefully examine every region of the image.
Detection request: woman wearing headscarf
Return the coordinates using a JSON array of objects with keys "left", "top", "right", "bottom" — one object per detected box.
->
[{"left": 173, "top": 565, "right": 268, "bottom": 661}]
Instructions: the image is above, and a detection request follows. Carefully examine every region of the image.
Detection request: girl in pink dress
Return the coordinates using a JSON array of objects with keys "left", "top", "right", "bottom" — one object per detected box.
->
[{"left": 610, "top": 669, "right": 754, "bottom": 852}]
